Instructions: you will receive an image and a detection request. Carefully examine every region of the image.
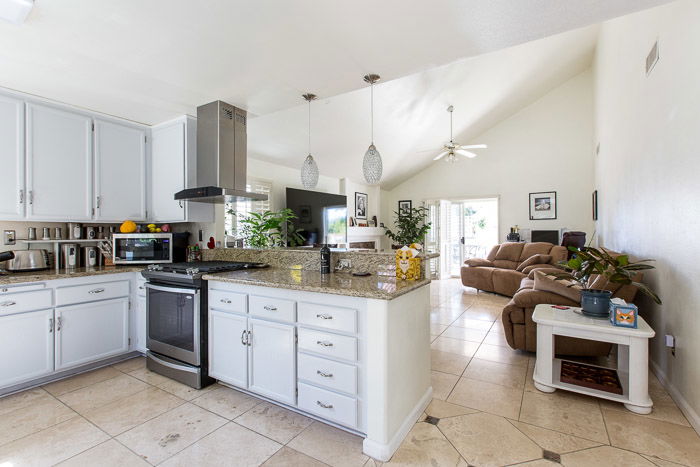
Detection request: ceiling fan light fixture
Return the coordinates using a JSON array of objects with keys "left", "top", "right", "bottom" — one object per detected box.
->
[
  {"left": 300, "top": 93, "right": 320, "bottom": 189},
  {"left": 362, "top": 74, "right": 383, "bottom": 185}
]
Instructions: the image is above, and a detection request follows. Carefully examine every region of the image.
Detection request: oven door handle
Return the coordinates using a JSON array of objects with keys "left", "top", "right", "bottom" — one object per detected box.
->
[
  {"left": 145, "top": 283, "right": 201, "bottom": 296},
  {"left": 147, "top": 352, "right": 198, "bottom": 374}
]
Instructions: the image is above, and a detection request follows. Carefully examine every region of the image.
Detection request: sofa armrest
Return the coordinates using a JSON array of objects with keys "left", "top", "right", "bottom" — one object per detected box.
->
[
  {"left": 464, "top": 258, "right": 494, "bottom": 267},
  {"left": 526, "top": 266, "right": 564, "bottom": 278},
  {"left": 511, "top": 288, "right": 580, "bottom": 309}
]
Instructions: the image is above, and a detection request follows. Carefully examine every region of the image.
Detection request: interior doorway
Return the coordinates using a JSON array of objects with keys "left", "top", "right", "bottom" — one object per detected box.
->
[{"left": 426, "top": 197, "right": 499, "bottom": 279}]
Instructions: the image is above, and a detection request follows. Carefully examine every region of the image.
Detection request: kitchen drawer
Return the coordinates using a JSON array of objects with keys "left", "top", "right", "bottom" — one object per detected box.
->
[
  {"left": 298, "top": 382, "right": 357, "bottom": 429},
  {"left": 209, "top": 289, "right": 247, "bottom": 314},
  {"left": 1, "top": 283, "right": 45, "bottom": 294},
  {"left": 298, "top": 302, "right": 357, "bottom": 334},
  {"left": 56, "top": 280, "right": 129, "bottom": 306},
  {"left": 249, "top": 295, "right": 295, "bottom": 323},
  {"left": 0, "top": 289, "right": 52, "bottom": 317},
  {"left": 298, "top": 328, "right": 357, "bottom": 362},
  {"left": 298, "top": 352, "right": 357, "bottom": 395}
]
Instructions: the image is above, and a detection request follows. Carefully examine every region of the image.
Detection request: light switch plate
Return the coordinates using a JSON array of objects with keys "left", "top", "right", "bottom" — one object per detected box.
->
[{"left": 3, "top": 230, "right": 15, "bottom": 245}]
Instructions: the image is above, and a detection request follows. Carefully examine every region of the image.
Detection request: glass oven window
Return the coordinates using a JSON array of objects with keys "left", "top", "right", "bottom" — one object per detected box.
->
[
  {"left": 148, "top": 287, "right": 195, "bottom": 352},
  {"left": 115, "top": 238, "right": 171, "bottom": 262}
]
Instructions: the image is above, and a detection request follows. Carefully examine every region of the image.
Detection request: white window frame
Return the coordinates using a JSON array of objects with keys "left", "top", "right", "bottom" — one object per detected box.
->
[{"left": 224, "top": 178, "right": 273, "bottom": 237}]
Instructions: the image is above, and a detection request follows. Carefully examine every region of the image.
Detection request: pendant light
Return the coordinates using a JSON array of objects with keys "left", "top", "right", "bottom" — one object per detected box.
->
[
  {"left": 362, "top": 74, "right": 383, "bottom": 185},
  {"left": 300, "top": 93, "right": 320, "bottom": 189}
]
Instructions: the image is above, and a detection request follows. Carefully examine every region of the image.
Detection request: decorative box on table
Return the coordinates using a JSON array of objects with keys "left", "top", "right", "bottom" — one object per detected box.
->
[
  {"left": 609, "top": 298, "right": 638, "bottom": 328},
  {"left": 396, "top": 243, "right": 422, "bottom": 281}
]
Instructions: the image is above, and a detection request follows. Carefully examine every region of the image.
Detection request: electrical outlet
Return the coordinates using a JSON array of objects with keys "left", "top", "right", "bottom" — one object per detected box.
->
[
  {"left": 336, "top": 259, "right": 352, "bottom": 271},
  {"left": 3, "top": 230, "right": 15, "bottom": 245},
  {"left": 665, "top": 334, "right": 676, "bottom": 356}
]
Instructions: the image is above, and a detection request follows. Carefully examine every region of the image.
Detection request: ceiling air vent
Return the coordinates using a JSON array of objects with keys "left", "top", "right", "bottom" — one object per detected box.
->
[{"left": 646, "top": 40, "right": 659, "bottom": 76}]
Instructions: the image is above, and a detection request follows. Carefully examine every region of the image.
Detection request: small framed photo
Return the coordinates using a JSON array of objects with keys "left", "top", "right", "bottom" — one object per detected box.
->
[
  {"left": 592, "top": 190, "right": 598, "bottom": 221},
  {"left": 398, "top": 200, "right": 412, "bottom": 216},
  {"left": 529, "top": 191, "right": 557, "bottom": 220},
  {"left": 355, "top": 192, "right": 368, "bottom": 220}
]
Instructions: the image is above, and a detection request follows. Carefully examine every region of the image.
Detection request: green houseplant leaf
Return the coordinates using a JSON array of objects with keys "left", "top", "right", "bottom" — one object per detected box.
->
[{"left": 384, "top": 206, "right": 432, "bottom": 246}]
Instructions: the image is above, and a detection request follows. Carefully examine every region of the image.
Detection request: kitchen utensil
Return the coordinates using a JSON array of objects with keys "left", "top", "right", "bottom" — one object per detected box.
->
[
  {"left": 85, "top": 226, "right": 96, "bottom": 239},
  {"left": 82, "top": 246, "right": 101, "bottom": 268},
  {"left": 60, "top": 244, "right": 80, "bottom": 269},
  {"left": 54, "top": 227, "right": 63, "bottom": 240},
  {"left": 27, "top": 227, "right": 37, "bottom": 241},
  {"left": 68, "top": 223, "right": 82, "bottom": 240},
  {"left": 0, "top": 251, "right": 15, "bottom": 263},
  {"left": 42, "top": 227, "right": 51, "bottom": 240},
  {"left": 97, "top": 226, "right": 105, "bottom": 239},
  {"left": 6, "top": 250, "right": 49, "bottom": 271}
]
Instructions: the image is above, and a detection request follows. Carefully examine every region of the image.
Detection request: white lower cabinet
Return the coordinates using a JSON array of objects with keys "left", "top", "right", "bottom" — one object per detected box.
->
[
  {"left": 209, "top": 309, "right": 249, "bottom": 388},
  {"left": 249, "top": 318, "right": 296, "bottom": 405},
  {"left": 55, "top": 297, "right": 129, "bottom": 370},
  {"left": 135, "top": 295, "right": 147, "bottom": 353},
  {"left": 0, "top": 309, "right": 54, "bottom": 387}
]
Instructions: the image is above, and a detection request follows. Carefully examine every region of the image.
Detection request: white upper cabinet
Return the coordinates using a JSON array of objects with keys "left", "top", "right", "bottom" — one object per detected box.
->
[
  {"left": 0, "top": 95, "right": 25, "bottom": 219},
  {"left": 26, "top": 103, "right": 93, "bottom": 221},
  {"left": 94, "top": 119, "right": 147, "bottom": 221}
]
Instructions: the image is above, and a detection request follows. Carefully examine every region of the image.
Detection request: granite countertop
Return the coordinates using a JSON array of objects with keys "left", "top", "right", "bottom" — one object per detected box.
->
[
  {"left": 203, "top": 268, "right": 431, "bottom": 300},
  {"left": 0, "top": 266, "right": 144, "bottom": 286}
]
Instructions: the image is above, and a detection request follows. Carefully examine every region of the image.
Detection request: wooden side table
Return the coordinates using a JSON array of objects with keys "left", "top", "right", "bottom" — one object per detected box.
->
[{"left": 532, "top": 304, "right": 656, "bottom": 414}]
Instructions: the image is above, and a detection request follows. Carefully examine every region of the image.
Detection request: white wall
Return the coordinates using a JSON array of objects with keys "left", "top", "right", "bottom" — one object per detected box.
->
[
  {"left": 340, "top": 178, "right": 381, "bottom": 225},
  {"left": 594, "top": 0, "right": 700, "bottom": 430},
  {"left": 382, "top": 69, "right": 595, "bottom": 244}
]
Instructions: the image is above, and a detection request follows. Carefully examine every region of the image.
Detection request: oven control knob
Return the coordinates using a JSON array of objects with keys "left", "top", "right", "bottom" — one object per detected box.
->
[{"left": 147, "top": 264, "right": 163, "bottom": 271}]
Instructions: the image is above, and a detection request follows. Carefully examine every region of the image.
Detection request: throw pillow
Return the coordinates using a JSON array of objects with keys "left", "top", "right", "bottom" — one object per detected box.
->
[
  {"left": 527, "top": 267, "right": 564, "bottom": 279},
  {"left": 465, "top": 258, "right": 494, "bottom": 267},
  {"left": 533, "top": 271, "right": 582, "bottom": 303},
  {"left": 516, "top": 254, "right": 553, "bottom": 272}
]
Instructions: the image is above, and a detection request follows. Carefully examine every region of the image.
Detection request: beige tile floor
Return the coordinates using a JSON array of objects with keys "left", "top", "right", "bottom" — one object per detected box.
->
[{"left": 1, "top": 278, "right": 699, "bottom": 466}]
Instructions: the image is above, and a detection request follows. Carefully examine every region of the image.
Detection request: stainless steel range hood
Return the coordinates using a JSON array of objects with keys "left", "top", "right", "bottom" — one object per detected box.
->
[{"left": 174, "top": 101, "right": 267, "bottom": 203}]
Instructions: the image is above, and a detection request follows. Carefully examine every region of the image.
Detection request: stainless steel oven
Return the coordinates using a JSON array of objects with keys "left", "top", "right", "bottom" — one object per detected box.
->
[
  {"left": 112, "top": 233, "right": 173, "bottom": 264},
  {"left": 146, "top": 283, "right": 200, "bottom": 366}
]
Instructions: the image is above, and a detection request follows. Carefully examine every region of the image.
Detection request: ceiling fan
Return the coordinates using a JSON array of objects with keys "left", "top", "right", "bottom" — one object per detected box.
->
[{"left": 433, "top": 105, "right": 487, "bottom": 162}]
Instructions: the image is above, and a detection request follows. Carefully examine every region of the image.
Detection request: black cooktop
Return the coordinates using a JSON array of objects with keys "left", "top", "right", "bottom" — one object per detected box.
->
[{"left": 161, "top": 261, "right": 267, "bottom": 274}]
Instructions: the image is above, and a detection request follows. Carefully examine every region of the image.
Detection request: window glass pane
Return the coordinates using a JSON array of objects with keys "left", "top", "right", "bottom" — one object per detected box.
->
[{"left": 225, "top": 179, "right": 272, "bottom": 240}]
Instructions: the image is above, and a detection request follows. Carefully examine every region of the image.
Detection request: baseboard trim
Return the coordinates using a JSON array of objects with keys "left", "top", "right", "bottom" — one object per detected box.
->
[
  {"left": 650, "top": 359, "right": 700, "bottom": 434},
  {"left": 363, "top": 386, "right": 433, "bottom": 462}
]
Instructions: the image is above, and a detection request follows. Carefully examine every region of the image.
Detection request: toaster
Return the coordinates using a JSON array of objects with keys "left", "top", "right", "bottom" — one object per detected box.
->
[{"left": 5, "top": 250, "right": 50, "bottom": 272}]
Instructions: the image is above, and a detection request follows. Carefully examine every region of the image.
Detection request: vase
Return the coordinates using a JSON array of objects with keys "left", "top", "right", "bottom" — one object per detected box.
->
[{"left": 580, "top": 289, "right": 613, "bottom": 318}]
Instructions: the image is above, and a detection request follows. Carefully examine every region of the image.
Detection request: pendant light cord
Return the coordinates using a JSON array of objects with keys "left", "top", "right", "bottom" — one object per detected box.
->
[
  {"left": 308, "top": 98, "right": 312, "bottom": 155},
  {"left": 370, "top": 81, "right": 374, "bottom": 144},
  {"left": 450, "top": 107, "right": 453, "bottom": 143}
]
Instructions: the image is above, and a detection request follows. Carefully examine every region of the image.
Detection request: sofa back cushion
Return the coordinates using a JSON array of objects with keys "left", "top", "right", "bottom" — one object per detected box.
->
[
  {"left": 486, "top": 244, "right": 500, "bottom": 262},
  {"left": 519, "top": 242, "right": 556, "bottom": 261},
  {"left": 533, "top": 271, "right": 582, "bottom": 303},
  {"left": 516, "top": 254, "right": 552, "bottom": 272},
  {"left": 494, "top": 243, "right": 525, "bottom": 262}
]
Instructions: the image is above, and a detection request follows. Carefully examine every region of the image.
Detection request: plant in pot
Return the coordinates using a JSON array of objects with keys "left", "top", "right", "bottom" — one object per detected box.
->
[
  {"left": 553, "top": 246, "right": 661, "bottom": 318},
  {"left": 232, "top": 208, "right": 305, "bottom": 248},
  {"left": 384, "top": 206, "right": 431, "bottom": 248}
]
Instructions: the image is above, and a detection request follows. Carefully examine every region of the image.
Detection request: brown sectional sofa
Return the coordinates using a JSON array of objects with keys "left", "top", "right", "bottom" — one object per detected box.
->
[{"left": 460, "top": 242, "right": 568, "bottom": 296}]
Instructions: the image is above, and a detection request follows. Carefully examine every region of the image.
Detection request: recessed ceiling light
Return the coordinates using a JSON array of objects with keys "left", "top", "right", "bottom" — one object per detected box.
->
[{"left": 0, "top": 0, "right": 34, "bottom": 25}]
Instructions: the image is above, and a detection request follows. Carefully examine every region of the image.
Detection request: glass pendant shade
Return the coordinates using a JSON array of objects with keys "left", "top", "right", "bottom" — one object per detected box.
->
[
  {"left": 363, "top": 144, "right": 383, "bottom": 185},
  {"left": 301, "top": 154, "right": 319, "bottom": 189}
]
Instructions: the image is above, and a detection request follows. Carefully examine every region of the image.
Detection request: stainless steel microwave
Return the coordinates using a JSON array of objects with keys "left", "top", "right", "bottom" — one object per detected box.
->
[{"left": 112, "top": 233, "right": 174, "bottom": 264}]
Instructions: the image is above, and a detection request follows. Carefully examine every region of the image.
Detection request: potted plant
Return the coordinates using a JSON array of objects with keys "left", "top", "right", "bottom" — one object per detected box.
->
[
  {"left": 553, "top": 246, "right": 661, "bottom": 318},
  {"left": 232, "top": 208, "right": 305, "bottom": 248},
  {"left": 384, "top": 206, "right": 431, "bottom": 248}
]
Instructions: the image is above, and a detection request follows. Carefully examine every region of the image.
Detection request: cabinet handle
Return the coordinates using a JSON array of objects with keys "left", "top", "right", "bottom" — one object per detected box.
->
[
  {"left": 316, "top": 401, "right": 334, "bottom": 409},
  {"left": 0, "top": 301, "right": 16, "bottom": 307},
  {"left": 56, "top": 316, "right": 62, "bottom": 331},
  {"left": 263, "top": 305, "right": 277, "bottom": 311},
  {"left": 138, "top": 286, "right": 145, "bottom": 290},
  {"left": 49, "top": 318, "right": 54, "bottom": 332},
  {"left": 96, "top": 196, "right": 102, "bottom": 209},
  {"left": 19, "top": 189, "right": 24, "bottom": 204},
  {"left": 88, "top": 288, "right": 105, "bottom": 294},
  {"left": 28, "top": 190, "right": 33, "bottom": 205},
  {"left": 317, "top": 370, "right": 333, "bottom": 378},
  {"left": 241, "top": 329, "right": 247, "bottom": 346},
  {"left": 246, "top": 330, "right": 252, "bottom": 346},
  {"left": 220, "top": 298, "right": 232, "bottom": 304},
  {"left": 316, "top": 313, "right": 333, "bottom": 320},
  {"left": 178, "top": 200, "right": 184, "bottom": 209},
  {"left": 316, "top": 340, "right": 333, "bottom": 347}
]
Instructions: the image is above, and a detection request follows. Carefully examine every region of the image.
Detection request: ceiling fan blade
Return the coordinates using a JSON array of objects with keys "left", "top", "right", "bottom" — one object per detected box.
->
[
  {"left": 457, "top": 144, "right": 487, "bottom": 150},
  {"left": 433, "top": 151, "right": 449, "bottom": 161},
  {"left": 456, "top": 149, "right": 478, "bottom": 158}
]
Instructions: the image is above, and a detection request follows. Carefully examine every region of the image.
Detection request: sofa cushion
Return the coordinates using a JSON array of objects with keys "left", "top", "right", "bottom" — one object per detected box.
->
[
  {"left": 494, "top": 242, "right": 525, "bottom": 262},
  {"left": 492, "top": 269, "right": 526, "bottom": 296},
  {"left": 492, "top": 259, "right": 519, "bottom": 270},
  {"left": 465, "top": 258, "right": 494, "bottom": 267},
  {"left": 486, "top": 245, "right": 500, "bottom": 262},
  {"left": 519, "top": 242, "right": 555, "bottom": 261},
  {"left": 512, "top": 287, "right": 580, "bottom": 309},
  {"left": 533, "top": 271, "right": 582, "bottom": 303},
  {"left": 516, "top": 254, "right": 552, "bottom": 272},
  {"left": 527, "top": 267, "right": 564, "bottom": 279},
  {"left": 460, "top": 265, "right": 496, "bottom": 292}
]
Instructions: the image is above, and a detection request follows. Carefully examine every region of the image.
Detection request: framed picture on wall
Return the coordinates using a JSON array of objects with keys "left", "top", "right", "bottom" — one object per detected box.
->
[
  {"left": 398, "top": 200, "right": 412, "bottom": 216},
  {"left": 355, "top": 192, "right": 368, "bottom": 220},
  {"left": 529, "top": 191, "right": 557, "bottom": 220},
  {"left": 592, "top": 190, "right": 598, "bottom": 220}
]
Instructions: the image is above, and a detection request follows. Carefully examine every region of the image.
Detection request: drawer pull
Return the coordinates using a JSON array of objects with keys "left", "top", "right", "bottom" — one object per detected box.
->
[
  {"left": 316, "top": 340, "right": 334, "bottom": 347},
  {"left": 263, "top": 305, "right": 277, "bottom": 311},
  {"left": 88, "top": 288, "right": 105, "bottom": 294},
  {"left": 56, "top": 316, "right": 62, "bottom": 331},
  {"left": 220, "top": 298, "right": 232, "bottom": 304},
  {"left": 316, "top": 400, "right": 334, "bottom": 409},
  {"left": 49, "top": 318, "right": 54, "bottom": 332},
  {"left": 317, "top": 370, "right": 333, "bottom": 378},
  {"left": 0, "top": 301, "right": 17, "bottom": 307},
  {"left": 241, "top": 329, "right": 247, "bottom": 346},
  {"left": 316, "top": 313, "right": 333, "bottom": 320}
]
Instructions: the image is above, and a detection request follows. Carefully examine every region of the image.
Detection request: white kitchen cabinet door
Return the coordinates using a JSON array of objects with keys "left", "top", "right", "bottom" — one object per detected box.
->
[
  {"left": 134, "top": 296, "right": 147, "bottom": 353},
  {"left": 249, "top": 318, "right": 296, "bottom": 405},
  {"left": 55, "top": 298, "right": 129, "bottom": 370},
  {"left": 0, "top": 95, "right": 25, "bottom": 219},
  {"left": 208, "top": 309, "right": 249, "bottom": 388},
  {"left": 0, "top": 309, "right": 54, "bottom": 389},
  {"left": 94, "top": 119, "right": 147, "bottom": 221},
  {"left": 151, "top": 120, "right": 186, "bottom": 222},
  {"left": 26, "top": 103, "right": 92, "bottom": 221}
]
